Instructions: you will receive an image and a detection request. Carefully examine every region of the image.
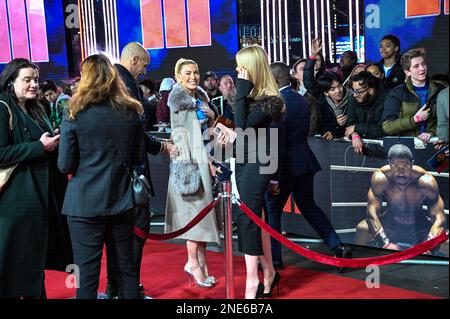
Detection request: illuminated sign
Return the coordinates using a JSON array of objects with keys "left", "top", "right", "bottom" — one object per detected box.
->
[
  {"left": 0, "top": 0, "right": 49, "bottom": 64},
  {"left": 406, "top": 0, "right": 449, "bottom": 18},
  {"left": 140, "top": 0, "right": 211, "bottom": 49}
]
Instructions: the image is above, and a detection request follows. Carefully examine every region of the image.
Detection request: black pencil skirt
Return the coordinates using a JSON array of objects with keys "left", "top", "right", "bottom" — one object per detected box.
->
[{"left": 234, "top": 162, "right": 271, "bottom": 256}]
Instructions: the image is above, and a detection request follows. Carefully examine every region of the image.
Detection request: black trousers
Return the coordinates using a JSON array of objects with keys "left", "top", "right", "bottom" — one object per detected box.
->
[
  {"left": 265, "top": 173, "right": 341, "bottom": 263},
  {"left": 106, "top": 206, "right": 150, "bottom": 293},
  {"left": 234, "top": 163, "right": 271, "bottom": 256},
  {"left": 67, "top": 210, "right": 139, "bottom": 299}
]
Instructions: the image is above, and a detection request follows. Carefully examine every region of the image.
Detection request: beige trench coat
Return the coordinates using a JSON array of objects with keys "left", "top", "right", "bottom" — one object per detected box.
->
[{"left": 164, "top": 87, "right": 221, "bottom": 243}]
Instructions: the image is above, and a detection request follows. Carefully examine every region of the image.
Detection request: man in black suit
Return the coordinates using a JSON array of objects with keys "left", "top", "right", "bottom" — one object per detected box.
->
[
  {"left": 265, "top": 62, "right": 352, "bottom": 270},
  {"left": 139, "top": 79, "right": 158, "bottom": 131},
  {"left": 106, "top": 42, "right": 176, "bottom": 299}
]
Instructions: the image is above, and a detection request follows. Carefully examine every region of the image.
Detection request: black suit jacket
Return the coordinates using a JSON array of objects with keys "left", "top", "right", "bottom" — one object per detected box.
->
[
  {"left": 115, "top": 64, "right": 141, "bottom": 100},
  {"left": 142, "top": 98, "right": 158, "bottom": 131},
  {"left": 277, "top": 87, "right": 321, "bottom": 179},
  {"left": 58, "top": 102, "right": 145, "bottom": 217},
  {"left": 115, "top": 63, "right": 161, "bottom": 195}
]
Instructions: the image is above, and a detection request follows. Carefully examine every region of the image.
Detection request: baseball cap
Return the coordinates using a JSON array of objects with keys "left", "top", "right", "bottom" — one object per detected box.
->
[{"left": 203, "top": 71, "right": 218, "bottom": 81}]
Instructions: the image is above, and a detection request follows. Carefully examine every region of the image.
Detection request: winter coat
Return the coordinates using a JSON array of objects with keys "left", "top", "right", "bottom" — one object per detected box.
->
[
  {"left": 382, "top": 77, "right": 444, "bottom": 136},
  {"left": 346, "top": 83, "right": 388, "bottom": 139},
  {"left": 164, "top": 84, "right": 220, "bottom": 243},
  {"left": 377, "top": 56, "right": 406, "bottom": 90},
  {"left": 0, "top": 93, "right": 62, "bottom": 297}
]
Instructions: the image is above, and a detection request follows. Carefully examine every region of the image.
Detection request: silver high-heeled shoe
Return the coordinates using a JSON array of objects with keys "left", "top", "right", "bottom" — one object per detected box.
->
[
  {"left": 199, "top": 265, "right": 218, "bottom": 285},
  {"left": 206, "top": 276, "right": 218, "bottom": 285},
  {"left": 184, "top": 266, "right": 214, "bottom": 288}
]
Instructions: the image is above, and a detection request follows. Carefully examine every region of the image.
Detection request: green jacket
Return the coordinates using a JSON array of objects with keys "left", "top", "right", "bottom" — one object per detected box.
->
[
  {"left": 49, "top": 93, "right": 70, "bottom": 129},
  {"left": 382, "top": 77, "right": 444, "bottom": 136},
  {"left": 0, "top": 93, "right": 50, "bottom": 298}
]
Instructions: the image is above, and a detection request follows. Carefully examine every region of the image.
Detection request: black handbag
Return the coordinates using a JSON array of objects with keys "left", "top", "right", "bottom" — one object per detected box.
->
[{"left": 93, "top": 107, "right": 150, "bottom": 208}]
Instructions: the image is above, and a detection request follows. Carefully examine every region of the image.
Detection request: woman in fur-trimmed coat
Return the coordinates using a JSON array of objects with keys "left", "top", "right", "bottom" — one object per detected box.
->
[{"left": 165, "top": 59, "right": 221, "bottom": 288}]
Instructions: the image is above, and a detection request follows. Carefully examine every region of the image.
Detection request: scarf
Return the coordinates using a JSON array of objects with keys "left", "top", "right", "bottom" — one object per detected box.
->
[{"left": 325, "top": 88, "right": 351, "bottom": 116}]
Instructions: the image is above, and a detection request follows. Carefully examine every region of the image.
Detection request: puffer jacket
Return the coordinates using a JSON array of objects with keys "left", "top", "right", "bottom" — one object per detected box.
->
[{"left": 382, "top": 77, "right": 444, "bottom": 136}]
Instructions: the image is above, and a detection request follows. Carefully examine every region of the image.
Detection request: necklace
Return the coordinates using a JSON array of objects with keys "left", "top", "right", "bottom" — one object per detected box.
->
[{"left": 384, "top": 57, "right": 396, "bottom": 68}]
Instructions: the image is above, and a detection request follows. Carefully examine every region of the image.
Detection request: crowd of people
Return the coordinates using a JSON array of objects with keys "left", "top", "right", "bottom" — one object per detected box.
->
[{"left": 0, "top": 32, "right": 449, "bottom": 299}]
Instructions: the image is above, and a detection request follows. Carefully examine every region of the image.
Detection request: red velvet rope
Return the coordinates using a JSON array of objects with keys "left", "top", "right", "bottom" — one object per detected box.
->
[
  {"left": 238, "top": 201, "right": 449, "bottom": 268},
  {"left": 134, "top": 198, "right": 220, "bottom": 241}
]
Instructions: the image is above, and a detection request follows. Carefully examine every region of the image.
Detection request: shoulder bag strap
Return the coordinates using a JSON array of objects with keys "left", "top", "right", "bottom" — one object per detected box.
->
[
  {"left": 0, "top": 100, "right": 14, "bottom": 131},
  {"left": 92, "top": 107, "right": 133, "bottom": 178}
]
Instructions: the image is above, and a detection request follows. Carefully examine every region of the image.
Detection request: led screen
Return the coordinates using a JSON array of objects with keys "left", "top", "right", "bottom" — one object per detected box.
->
[
  {"left": 0, "top": 0, "right": 69, "bottom": 84},
  {"left": 364, "top": 0, "right": 449, "bottom": 74},
  {"left": 116, "top": 0, "right": 239, "bottom": 80}
]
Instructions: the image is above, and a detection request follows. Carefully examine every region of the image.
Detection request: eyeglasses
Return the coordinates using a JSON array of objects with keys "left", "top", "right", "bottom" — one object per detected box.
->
[{"left": 351, "top": 87, "right": 370, "bottom": 96}]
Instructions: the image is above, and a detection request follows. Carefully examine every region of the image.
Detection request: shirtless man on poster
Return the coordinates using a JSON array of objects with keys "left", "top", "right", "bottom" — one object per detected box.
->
[{"left": 356, "top": 144, "right": 448, "bottom": 255}]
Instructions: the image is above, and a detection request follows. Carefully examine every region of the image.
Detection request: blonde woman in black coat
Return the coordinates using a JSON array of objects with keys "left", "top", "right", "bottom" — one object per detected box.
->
[{"left": 234, "top": 46, "right": 284, "bottom": 299}]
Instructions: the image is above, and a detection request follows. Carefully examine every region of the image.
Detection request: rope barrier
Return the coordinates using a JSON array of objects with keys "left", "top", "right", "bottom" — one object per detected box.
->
[
  {"left": 237, "top": 199, "right": 449, "bottom": 268},
  {"left": 133, "top": 189, "right": 448, "bottom": 267},
  {"left": 135, "top": 179, "right": 447, "bottom": 299},
  {"left": 134, "top": 198, "right": 220, "bottom": 240}
]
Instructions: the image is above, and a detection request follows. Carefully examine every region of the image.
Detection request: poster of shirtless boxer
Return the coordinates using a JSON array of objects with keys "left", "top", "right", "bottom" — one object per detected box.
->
[{"left": 355, "top": 144, "right": 449, "bottom": 257}]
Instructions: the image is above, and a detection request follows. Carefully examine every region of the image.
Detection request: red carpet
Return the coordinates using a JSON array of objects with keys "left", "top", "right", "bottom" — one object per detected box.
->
[{"left": 45, "top": 240, "right": 441, "bottom": 299}]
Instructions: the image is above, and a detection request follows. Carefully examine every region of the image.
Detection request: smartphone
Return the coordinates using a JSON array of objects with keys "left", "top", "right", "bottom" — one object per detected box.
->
[{"left": 214, "top": 123, "right": 237, "bottom": 143}]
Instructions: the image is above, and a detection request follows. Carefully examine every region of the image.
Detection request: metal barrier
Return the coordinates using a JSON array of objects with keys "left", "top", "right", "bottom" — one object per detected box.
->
[{"left": 221, "top": 181, "right": 235, "bottom": 299}]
